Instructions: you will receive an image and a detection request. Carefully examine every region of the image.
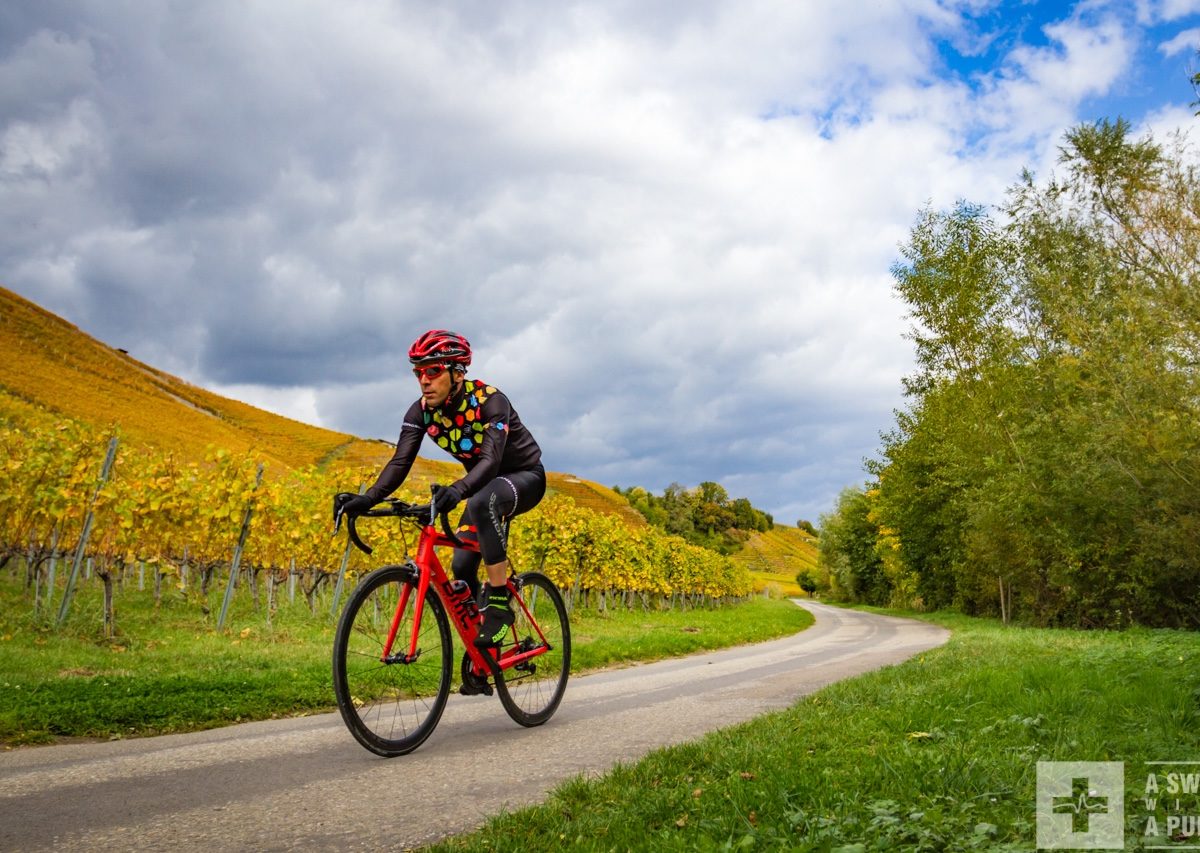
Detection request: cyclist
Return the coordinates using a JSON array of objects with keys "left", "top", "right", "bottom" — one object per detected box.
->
[{"left": 336, "top": 329, "right": 545, "bottom": 651}]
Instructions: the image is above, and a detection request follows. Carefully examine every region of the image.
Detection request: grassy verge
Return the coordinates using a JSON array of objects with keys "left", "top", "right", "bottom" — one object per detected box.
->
[
  {"left": 431, "top": 610, "right": 1200, "bottom": 852},
  {"left": 569, "top": 596, "right": 812, "bottom": 672},
  {"left": 0, "top": 569, "right": 810, "bottom": 745}
]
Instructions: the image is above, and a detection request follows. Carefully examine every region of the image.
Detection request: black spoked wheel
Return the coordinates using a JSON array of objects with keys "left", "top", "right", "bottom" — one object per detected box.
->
[
  {"left": 332, "top": 564, "right": 452, "bottom": 756},
  {"left": 494, "top": 571, "right": 571, "bottom": 727}
]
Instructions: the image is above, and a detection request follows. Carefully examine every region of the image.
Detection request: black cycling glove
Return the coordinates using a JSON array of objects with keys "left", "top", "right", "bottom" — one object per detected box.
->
[
  {"left": 333, "top": 492, "right": 375, "bottom": 520},
  {"left": 431, "top": 482, "right": 466, "bottom": 515}
]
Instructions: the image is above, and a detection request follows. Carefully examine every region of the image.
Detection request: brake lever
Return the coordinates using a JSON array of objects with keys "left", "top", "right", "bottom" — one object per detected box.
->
[
  {"left": 333, "top": 499, "right": 374, "bottom": 555},
  {"left": 429, "top": 486, "right": 466, "bottom": 548},
  {"left": 439, "top": 506, "right": 466, "bottom": 548},
  {"left": 346, "top": 514, "right": 373, "bottom": 555}
]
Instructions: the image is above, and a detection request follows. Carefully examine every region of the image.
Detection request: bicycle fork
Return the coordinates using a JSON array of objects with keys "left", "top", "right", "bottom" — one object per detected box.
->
[{"left": 380, "top": 565, "right": 426, "bottom": 664}]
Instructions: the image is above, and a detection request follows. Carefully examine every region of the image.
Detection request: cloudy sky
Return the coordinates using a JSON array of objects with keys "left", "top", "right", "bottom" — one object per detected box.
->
[{"left": 2, "top": 0, "right": 1198, "bottom": 524}]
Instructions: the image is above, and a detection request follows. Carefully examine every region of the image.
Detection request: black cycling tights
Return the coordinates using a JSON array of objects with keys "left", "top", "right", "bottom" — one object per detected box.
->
[{"left": 450, "top": 464, "right": 546, "bottom": 599}]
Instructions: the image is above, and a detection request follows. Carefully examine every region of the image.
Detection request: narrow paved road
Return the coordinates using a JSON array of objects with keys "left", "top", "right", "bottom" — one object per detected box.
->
[{"left": 0, "top": 602, "right": 948, "bottom": 851}]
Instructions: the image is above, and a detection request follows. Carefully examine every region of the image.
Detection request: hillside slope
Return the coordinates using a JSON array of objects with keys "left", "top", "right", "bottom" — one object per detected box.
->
[
  {"left": 546, "top": 472, "right": 647, "bottom": 527},
  {"left": 0, "top": 286, "right": 383, "bottom": 471},
  {"left": 732, "top": 525, "right": 820, "bottom": 594},
  {"left": 0, "top": 285, "right": 641, "bottom": 521}
]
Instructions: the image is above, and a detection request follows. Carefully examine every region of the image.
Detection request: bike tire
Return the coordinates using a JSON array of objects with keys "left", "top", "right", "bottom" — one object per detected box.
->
[
  {"left": 331, "top": 563, "right": 452, "bottom": 756},
  {"left": 493, "top": 571, "right": 571, "bottom": 727}
]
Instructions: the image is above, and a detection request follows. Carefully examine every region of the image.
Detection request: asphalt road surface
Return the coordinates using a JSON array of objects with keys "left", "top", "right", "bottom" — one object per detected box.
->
[{"left": 0, "top": 601, "right": 949, "bottom": 851}]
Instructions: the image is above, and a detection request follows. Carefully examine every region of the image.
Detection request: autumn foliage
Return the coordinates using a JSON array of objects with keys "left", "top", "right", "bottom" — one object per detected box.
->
[{"left": 1, "top": 412, "right": 751, "bottom": 630}]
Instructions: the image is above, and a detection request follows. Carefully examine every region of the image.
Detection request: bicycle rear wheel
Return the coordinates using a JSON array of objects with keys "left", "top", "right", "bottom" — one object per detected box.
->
[
  {"left": 332, "top": 563, "right": 452, "bottom": 756},
  {"left": 494, "top": 571, "right": 571, "bottom": 726}
]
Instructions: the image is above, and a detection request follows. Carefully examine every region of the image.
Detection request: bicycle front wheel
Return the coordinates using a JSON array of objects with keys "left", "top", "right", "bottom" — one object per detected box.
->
[
  {"left": 494, "top": 571, "right": 571, "bottom": 727},
  {"left": 332, "top": 563, "right": 452, "bottom": 756}
]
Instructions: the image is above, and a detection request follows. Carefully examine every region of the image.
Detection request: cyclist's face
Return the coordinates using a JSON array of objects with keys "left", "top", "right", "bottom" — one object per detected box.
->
[{"left": 415, "top": 363, "right": 455, "bottom": 406}]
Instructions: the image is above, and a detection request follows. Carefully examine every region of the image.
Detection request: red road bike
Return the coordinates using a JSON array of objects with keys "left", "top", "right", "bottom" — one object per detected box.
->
[{"left": 331, "top": 498, "right": 570, "bottom": 756}]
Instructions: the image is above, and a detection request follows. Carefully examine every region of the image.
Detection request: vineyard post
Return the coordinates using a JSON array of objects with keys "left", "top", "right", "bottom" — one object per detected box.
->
[
  {"left": 56, "top": 436, "right": 119, "bottom": 628},
  {"left": 568, "top": 557, "right": 585, "bottom": 614},
  {"left": 329, "top": 484, "right": 365, "bottom": 619},
  {"left": 32, "top": 532, "right": 50, "bottom": 614},
  {"left": 34, "top": 529, "right": 59, "bottom": 617},
  {"left": 288, "top": 557, "right": 296, "bottom": 604},
  {"left": 217, "top": 463, "right": 264, "bottom": 630},
  {"left": 44, "top": 528, "right": 59, "bottom": 615},
  {"left": 181, "top": 546, "right": 188, "bottom": 591}
]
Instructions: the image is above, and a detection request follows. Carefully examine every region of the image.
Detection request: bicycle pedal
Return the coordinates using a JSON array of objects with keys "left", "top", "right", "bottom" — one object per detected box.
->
[{"left": 458, "top": 681, "right": 493, "bottom": 697}]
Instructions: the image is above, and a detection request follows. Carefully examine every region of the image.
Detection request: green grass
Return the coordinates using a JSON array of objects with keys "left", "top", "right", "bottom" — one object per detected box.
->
[
  {"left": 0, "top": 567, "right": 810, "bottom": 746},
  {"left": 430, "top": 609, "right": 1200, "bottom": 852},
  {"left": 568, "top": 595, "right": 812, "bottom": 672}
]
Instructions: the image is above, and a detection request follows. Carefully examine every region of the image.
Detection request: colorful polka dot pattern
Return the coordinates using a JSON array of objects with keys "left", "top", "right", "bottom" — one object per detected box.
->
[{"left": 423, "top": 379, "right": 507, "bottom": 461}]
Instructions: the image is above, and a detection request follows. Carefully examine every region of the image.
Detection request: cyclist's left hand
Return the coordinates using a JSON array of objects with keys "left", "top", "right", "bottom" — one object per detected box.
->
[{"left": 431, "top": 482, "right": 466, "bottom": 515}]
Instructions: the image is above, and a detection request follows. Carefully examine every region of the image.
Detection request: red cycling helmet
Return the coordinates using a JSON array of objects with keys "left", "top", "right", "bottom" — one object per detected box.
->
[{"left": 408, "top": 329, "right": 472, "bottom": 367}]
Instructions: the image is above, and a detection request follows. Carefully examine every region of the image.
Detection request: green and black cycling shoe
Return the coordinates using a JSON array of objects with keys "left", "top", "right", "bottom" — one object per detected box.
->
[{"left": 474, "top": 586, "right": 515, "bottom": 647}]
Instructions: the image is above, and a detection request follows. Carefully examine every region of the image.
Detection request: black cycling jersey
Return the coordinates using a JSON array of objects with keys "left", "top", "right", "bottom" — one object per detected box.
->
[{"left": 364, "top": 379, "right": 542, "bottom": 503}]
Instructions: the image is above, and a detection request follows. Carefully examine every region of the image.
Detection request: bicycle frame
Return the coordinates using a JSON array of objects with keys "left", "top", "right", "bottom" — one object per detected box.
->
[{"left": 379, "top": 519, "right": 553, "bottom": 679}]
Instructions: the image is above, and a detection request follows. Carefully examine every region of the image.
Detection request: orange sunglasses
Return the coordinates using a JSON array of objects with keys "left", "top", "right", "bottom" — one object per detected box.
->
[{"left": 412, "top": 363, "right": 449, "bottom": 380}]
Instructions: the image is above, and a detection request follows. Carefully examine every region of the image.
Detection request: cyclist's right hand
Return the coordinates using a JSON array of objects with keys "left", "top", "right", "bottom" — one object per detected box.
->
[
  {"left": 333, "top": 492, "right": 374, "bottom": 521},
  {"left": 430, "top": 482, "right": 465, "bottom": 515}
]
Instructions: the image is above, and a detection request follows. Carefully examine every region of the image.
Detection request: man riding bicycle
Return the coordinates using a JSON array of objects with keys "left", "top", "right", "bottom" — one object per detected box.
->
[{"left": 336, "top": 329, "right": 545, "bottom": 650}]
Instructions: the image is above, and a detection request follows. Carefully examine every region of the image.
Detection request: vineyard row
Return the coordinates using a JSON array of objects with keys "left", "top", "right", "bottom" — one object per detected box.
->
[{"left": 1, "top": 420, "right": 753, "bottom": 630}]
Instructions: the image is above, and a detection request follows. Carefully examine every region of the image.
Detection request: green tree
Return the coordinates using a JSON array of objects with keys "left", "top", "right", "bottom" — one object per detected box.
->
[
  {"left": 615, "top": 481, "right": 775, "bottom": 554},
  {"left": 871, "top": 118, "right": 1200, "bottom": 628},
  {"left": 818, "top": 486, "right": 890, "bottom": 606}
]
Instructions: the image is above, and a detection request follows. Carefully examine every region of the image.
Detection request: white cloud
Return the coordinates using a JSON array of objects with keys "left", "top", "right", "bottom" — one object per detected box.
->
[
  {"left": 208, "top": 383, "right": 325, "bottom": 428},
  {"left": 1162, "top": 0, "right": 1200, "bottom": 22},
  {"left": 0, "top": 0, "right": 1191, "bottom": 520},
  {"left": 1137, "top": 101, "right": 1199, "bottom": 136},
  {"left": 971, "top": 14, "right": 1134, "bottom": 151},
  {"left": 1160, "top": 25, "right": 1200, "bottom": 55}
]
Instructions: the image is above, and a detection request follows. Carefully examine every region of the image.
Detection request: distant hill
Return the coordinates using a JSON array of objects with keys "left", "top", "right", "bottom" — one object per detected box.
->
[
  {"left": 732, "top": 525, "right": 821, "bottom": 596},
  {"left": 0, "top": 285, "right": 643, "bottom": 523}
]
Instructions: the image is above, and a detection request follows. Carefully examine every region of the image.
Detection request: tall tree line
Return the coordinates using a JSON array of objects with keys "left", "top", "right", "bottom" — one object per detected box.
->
[{"left": 822, "top": 119, "right": 1200, "bottom": 628}]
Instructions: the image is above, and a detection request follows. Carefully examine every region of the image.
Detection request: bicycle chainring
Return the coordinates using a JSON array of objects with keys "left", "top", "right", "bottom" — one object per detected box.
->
[{"left": 460, "top": 651, "right": 492, "bottom": 694}]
